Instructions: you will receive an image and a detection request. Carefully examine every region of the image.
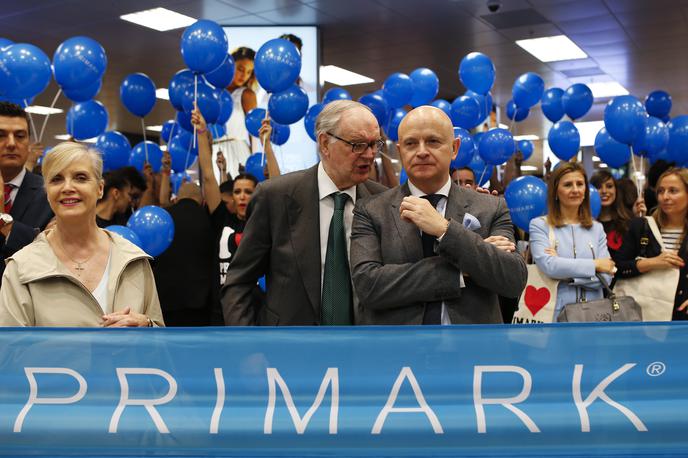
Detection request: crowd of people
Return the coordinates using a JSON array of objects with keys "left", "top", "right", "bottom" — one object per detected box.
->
[{"left": 0, "top": 60, "right": 685, "bottom": 327}]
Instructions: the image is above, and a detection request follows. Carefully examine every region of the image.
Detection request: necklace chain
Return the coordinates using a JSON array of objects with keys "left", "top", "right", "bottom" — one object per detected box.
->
[{"left": 54, "top": 231, "right": 96, "bottom": 276}]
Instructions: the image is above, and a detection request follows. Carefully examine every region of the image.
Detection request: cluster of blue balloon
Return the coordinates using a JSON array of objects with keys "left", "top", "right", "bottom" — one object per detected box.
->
[{"left": 106, "top": 206, "right": 175, "bottom": 257}]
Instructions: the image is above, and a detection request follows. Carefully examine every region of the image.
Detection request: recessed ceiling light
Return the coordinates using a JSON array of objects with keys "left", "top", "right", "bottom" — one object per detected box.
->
[
  {"left": 516, "top": 35, "right": 587, "bottom": 62},
  {"left": 160, "top": 145, "right": 168, "bottom": 151},
  {"left": 81, "top": 137, "right": 97, "bottom": 144},
  {"left": 520, "top": 165, "right": 538, "bottom": 171},
  {"left": 498, "top": 123, "right": 509, "bottom": 130},
  {"left": 598, "top": 163, "right": 608, "bottom": 168},
  {"left": 120, "top": 7, "right": 196, "bottom": 32},
  {"left": 592, "top": 156, "right": 600, "bottom": 162},
  {"left": 147, "top": 125, "right": 163, "bottom": 132},
  {"left": 156, "top": 88, "right": 170, "bottom": 100},
  {"left": 587, "top": 81, "right": 629, "bottom": 98},
  {"left": 320, "top": 65, "right": 374, "bottom": 86},
  {"left": 573, "top": 120, "right": 604, "bottom": 147},
  {"left": 54, "top": 134, "right": 71, "bottom": 140},
  {"left": 513, "top": 134, "right": 539, "bottom": 141},
  {"left": 26, "top": 106, "right": 63, "bottom": 115}
]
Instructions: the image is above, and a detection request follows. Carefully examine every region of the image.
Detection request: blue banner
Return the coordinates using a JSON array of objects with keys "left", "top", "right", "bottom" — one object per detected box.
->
[{"left": 0, "top": 323, "right": 686, "bottom": 457}]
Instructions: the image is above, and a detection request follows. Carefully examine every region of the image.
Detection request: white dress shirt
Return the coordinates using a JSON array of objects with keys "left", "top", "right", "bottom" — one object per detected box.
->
[
  {"left": 407, "top": 177, "right": 464, "bottom": 325},
  {"left": 6, "top": 167, "right": 26, "bottom": 206}
]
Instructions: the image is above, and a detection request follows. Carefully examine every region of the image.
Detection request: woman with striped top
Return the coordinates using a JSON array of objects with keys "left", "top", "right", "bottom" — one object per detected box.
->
[{"left": 615, "top": 168, "right": 688, "bottom": 320}]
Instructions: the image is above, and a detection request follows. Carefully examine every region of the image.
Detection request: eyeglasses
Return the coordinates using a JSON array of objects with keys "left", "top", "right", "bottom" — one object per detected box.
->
[{"left": 327, "top": 132, "right": 384, "bottom": 155}]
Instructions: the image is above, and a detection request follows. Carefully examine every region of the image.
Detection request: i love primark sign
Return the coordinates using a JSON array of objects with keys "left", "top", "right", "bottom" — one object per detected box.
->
[{"left": 0, "top": 324, "right": 684, "bottom": 457}]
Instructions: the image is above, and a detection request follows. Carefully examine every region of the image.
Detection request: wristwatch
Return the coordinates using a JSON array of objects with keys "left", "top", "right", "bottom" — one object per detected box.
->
[{"left": 0, "top": 213, "right": 13, "bottom": 225}]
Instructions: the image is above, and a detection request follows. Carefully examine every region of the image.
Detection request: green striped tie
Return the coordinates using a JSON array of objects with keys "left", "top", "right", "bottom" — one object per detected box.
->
[{"left": 321, "top": 192, "right": 353, "bottom": 325}]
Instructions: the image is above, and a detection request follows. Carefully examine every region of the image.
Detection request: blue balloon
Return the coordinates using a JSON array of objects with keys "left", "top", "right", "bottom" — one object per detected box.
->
[
  {"left": 127, "top": 206, "right": 175, "bottom": 257},
  {"left": 399, "top": 168, "right": 408, "bottom": 185},
  {"left": 271, "top": 122, "right": 290, "bottom": 146},
  {"left": 170, "top": 172, "right": 192, "bottom": 194},
  {"left": 129, "top": 141, "right": 163, "bottom": 173},
  {"left": 451, "top": 127, "right": 475, "bottom": 169},
  {"left": 589, "top": 185, "right": 601, "bottom": 219},
  {"left": 430, "top": 99, "right": 451, "bottom": 117},
  {"left": 594, "top": 128, "right": 631, "bottom": 168},
  {"left": 649, "top": 147, "right": 672, "bottom": 164},
  {"left": 168, "top": 136, "right": 194, "bottom": 172},
  {"left": 0, "top": 95, "right": 32, "bottom": 107},
  {"left": 548, "top": 121, "right": 580, "bottom": 161},
  {"left": 245, "top": 153, "right": 266, "bottom": 182},
  {"left": 506, "top": 99, "right": 529, "bottom": 122},
  {"left": 667, "top": 115, "right": 688, "bottom": 165},
  {"left": 254, "top": 38, "right": 301, "bottom": 93},
  {"left": 203, "top": 54, "right": 234, "bottom": 89},
  {"left": 176, "top": 110, "right": 193, "bottom": 132},
  {"left": 633, "top": 116, "right": 669, "bottom": 158},
  {"left": 63, "top": 78, "right": 101, "bottom": 103},
  {"left": 168, "top": 69, "right": 194, "bottom": 112},
  {"left": 209, "top": 123, "right": 226, "bottom": 139},
  {"left": 518, "top": 140, "right": 534, "bottom": 161},
  {"left": 468, "top": 154, "right": 492, "bottom": 187},
  {"left": 541, "top": 88, "right": 565, "bottom": 123},
  {"left": 120, "top": 73, "right": 156, "bottom": 118},
  {"left": 180, "top": 20, "right": 228, "bottom": 74},
  {"left": 0, "top": 44, "right": 51, "bottom": 98},
  {"left": 467, "top": 90, "right": 493, "bottom": 124},
  {"left": 604, "top": 95, "right": 646, "bottom": 144},
  {"left": 216, "top": 89, "right": 232, "bottom": 125},
  {"left": 478, "top": 128, "right": 515, "bottom": 165},
  {"left": 95, "top": 131, "right": 131, "bottom": 172},
  {"left": 408, "top": 68, "right": 439, "bottom": 107},
  {"left": 385, "top": 108, "right": 406, "bottom": 142},
  {"left": 161, "top": 120, "right": 176, "bottom": 143},
  {"left": 504, "top": 176, "right": 547, "bottom": 232},
  {"left": 383, "top": 73, "right": 414, "bottom": 109},
  {"left": 245, "top": 108, "right": 266, "bottom": 138},
  {"left": 450, "top": 95, "right": 481, "bottom": 129},
  {"left": 53, "top": 36, "right": 107, "bottom": 89},
  {"left": 322, "top": 87, "right": 351, "bottom": 105},
  {"left": 359, "top": 93, "right": 389, "bottom": 127},
  {"left": 304, "top": 103, "right": 323, "bottom": 142},
  {"left": 459, "top": 52, "right": 495, "bottom": 95},
  {"left": 512, "top": 72, "right": 544, "bottom": 109},
  {"left": 66, "top": 100, "right": 108, "bottom": 140},
  {"left": 182, "top": 81, "right": 220, "bottom": 124},
  {"left": 645, "top": 90, "right": 672, "bottom": 119},
  {"left": 0, "top": 38, "right": 13, "bottom": 50},
  {"left": 106, "top": 225, "right": 142, "bottom": 249},
  {"left": 562, "top": 83, "right": 593, "bottom": 120},
  {"left": 268, "top": 84, "right": 309, "bottom": 125},
  {"left": 173, "top": 129, "right": 198, "bottom": 156}
]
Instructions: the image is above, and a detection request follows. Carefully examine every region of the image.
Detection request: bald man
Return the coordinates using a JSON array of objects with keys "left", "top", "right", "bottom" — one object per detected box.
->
[{"left": 350, "top": 106, "right": 526, "bottom": 325}]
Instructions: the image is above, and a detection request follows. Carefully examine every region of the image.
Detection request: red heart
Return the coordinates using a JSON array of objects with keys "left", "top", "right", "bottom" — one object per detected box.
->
[
  {"left": 234, "top": 232, "right": 243, "bottom": 246},
  {"left": 607, "top": 230, "right": 623, "bottom": 251},
  {"left": 524, "top": 285, "right": 551, "bottom": 316}
]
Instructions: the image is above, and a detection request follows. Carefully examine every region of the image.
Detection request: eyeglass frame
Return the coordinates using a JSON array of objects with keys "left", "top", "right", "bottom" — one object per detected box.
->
[{"left": 326, "top": 132, "right": 384, "bottom": 155}]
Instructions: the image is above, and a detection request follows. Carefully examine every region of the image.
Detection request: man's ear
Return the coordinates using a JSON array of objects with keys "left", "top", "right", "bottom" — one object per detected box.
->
[
  {"left": 451, "top": 137, "right": 460, "bottom": 161},
  {"left": 317, "top": 132, "right": 329, "bottom": 160}
]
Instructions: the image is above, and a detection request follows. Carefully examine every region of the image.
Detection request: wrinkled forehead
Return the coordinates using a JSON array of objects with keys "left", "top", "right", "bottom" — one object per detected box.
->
[{"left": 336, "top": 108, "right": 379, "bottom": 139}]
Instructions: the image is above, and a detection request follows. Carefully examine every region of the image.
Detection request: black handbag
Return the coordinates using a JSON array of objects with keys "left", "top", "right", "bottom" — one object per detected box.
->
[{"left": 557, "top": 273, "right": 643, "bottom": 323}]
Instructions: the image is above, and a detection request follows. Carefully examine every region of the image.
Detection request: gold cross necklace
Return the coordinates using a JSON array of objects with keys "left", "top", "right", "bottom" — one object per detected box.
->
[{"left": 54, "top": 231, "right": 96, "bottom": 277}]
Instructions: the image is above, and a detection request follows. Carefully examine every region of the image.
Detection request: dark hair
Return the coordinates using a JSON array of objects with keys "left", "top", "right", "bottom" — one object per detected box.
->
[
  {"left": 231, "top": 46, "right": 255, "bottom": 62},
  {"left": 458, "top": 166, "right": 475, "bottom": 178},
  {"left": 117, "top": 166, "right": 147, "bottom": 192},
  {"left": 590, "top": 170, "right": 633, "bottom": 234},
  {"left": 0, "top": 101, "right": 30, "bottom": 134},
  {"left": 219, "top": 179, "right": 234, "bottom": 194},
  {"left": 547, "top": 162, "right": 593, "bottom": 229},
  {"left": 101, "top": 170, "right": 130, "bottom": 201},
  {"left": 647, "top": 160, "right": 674, "bottom": 189},
  {"left": 233, "top": 173, "right": 258, "bottom": 189},
  {"left": 279, "top": 33, "right": 302, "bottom": 51}
]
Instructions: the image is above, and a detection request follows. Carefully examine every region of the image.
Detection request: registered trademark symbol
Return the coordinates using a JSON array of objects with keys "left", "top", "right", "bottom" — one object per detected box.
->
[{"left": 646, "top": 362, "right": 666, "bottom": 376}]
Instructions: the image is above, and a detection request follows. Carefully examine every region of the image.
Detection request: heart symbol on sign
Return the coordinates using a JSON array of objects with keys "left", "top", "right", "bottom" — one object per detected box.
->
[{"left": 524, "top": 285, "right": 550, "bottom": 316}]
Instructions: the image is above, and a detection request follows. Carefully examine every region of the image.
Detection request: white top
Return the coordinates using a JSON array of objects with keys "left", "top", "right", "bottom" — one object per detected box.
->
[
  {"left": 91, "top": 249, "right": 112, "bottom": 313},
  {"left": 661, "top": 228, "right": 683, "bottom": 252},
  {"left": 225, "top": 87, "right": 250, "bottom": 145},
  {"left": 408, "top": 177, "right": 464, "bottom": 325}
]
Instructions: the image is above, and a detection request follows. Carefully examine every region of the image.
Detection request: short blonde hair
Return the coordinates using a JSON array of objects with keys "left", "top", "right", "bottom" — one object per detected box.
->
[{"left": 42, "top": 141, "right": 103, "bottom": 184}]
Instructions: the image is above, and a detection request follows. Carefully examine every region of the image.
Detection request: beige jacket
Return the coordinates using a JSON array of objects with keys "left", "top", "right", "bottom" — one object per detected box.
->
[{"left": 0, "top": 230, "right": 164, "bottom": 327}]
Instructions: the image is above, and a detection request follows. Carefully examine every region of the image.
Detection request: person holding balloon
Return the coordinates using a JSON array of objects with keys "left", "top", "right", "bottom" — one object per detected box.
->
[
  {"left": 529, "top": 162, "right": 615, "bottom": 320},
  {"left": 0, "top": 142, "right": 164, "bottom": 327},
  {"left": 590, "top": 170, "right": 637, "bottom": 260}
]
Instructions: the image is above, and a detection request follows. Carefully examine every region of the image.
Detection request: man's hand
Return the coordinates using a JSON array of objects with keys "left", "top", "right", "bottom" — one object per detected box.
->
[
  {"left": 102, "top": 306, "right": 150, "bottom": 327},
  {"left": 484, "top": 235, "right": 515, "bottom": 252},
  {"left": 0, "top": 220, "right": 12, "bottom": 238},
  {"left": 161, "top": 151, "right": 171, "bottom": 174},
  {"left": 27, "top": 142, "right": 45, "bottom": 171},
  {"left": 399, "top": 196, "right": 448, "bottom": 237},
  {"left": 475, "top": 186, "right": 499, "bottom": 196}
]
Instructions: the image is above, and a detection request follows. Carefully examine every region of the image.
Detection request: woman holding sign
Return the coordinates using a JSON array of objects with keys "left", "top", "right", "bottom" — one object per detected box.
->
[{"left": 529, "top": 162, "right": 615, "bottom": 320}]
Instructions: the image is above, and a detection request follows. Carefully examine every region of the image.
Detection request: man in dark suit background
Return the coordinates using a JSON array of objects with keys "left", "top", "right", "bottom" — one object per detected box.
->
[
  {"left": 0, "top": 102, "right": 53, "bottom": 282},
  {"left": 350, "top": 106, "right": 527, "bottom": 325},
  {"left": 222, "top": 100, "right": 386, "bottom": 326}
]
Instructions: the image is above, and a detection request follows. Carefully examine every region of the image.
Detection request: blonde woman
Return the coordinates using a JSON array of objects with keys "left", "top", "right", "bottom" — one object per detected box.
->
[{"left": 0, "top": 142, "right": 164, "bottom": 327}]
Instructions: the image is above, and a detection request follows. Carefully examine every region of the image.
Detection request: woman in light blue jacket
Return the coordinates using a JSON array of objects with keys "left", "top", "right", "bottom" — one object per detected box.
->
[{"left": 529, "top": 162, "right": 616, "bottom": 319}]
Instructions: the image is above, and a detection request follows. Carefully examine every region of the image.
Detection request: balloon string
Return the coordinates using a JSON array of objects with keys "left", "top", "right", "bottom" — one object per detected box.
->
[
  {"left": 508, "top": 114, "right": 515, "bottom": 133},
  {"left": 193, "top": 74, "right": 198, "bottom": 149},
  {"left": 141, "top": 118, "right": 149, "bottom": 164},
  {"left": 38, "top": 89, "right": 62, "bottom": 144},
  {"left": 478, "top": 166, "right": 488, "bottom": 187},
  {"left": 184, "top": 134, "right": 192, "bottom": 172},
  {"left": 629, "top": 146, "right": 642, "bottom": 200},
  {"left": 169, "top": 120, "right": 177, "bottom": 143},
  {"left": 261, "top": 96, "right": 270, "bottom": 168},
  {"left": 25, "top": 100, "right": 38, "bottom": 144}
]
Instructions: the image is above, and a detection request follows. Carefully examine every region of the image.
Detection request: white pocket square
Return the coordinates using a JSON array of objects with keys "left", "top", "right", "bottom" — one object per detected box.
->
[{"left": 462, "top": 213, "right": 481, "bottom": 232}]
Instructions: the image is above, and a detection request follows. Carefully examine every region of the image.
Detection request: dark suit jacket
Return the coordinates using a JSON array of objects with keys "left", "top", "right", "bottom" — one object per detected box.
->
[
  {"left": 1, "top": 171, "right": 53, "bottom": 282},
  {"left": 350, "top": 182, "right": 527, "bottom": 325},
  {"left": 221, "top": 164, "right": 386, "bottom": 326}
]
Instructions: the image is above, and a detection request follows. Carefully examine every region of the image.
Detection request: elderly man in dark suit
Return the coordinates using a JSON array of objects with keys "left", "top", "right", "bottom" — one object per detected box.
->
[
  {"left": 222, "top": 100, "right": 386, "bottom": 325},
  {"left": 350, "top": 106, "right": 527, "bottom": 325},
  {"left": 0, "top": 102, "right": 53, "bottom": 283}
]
